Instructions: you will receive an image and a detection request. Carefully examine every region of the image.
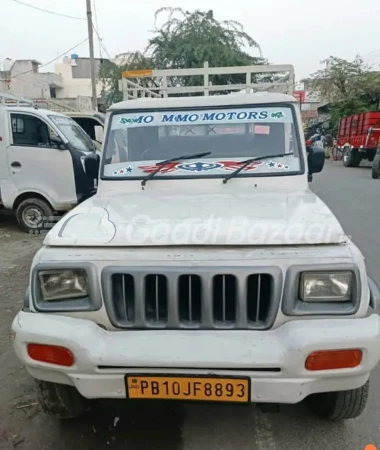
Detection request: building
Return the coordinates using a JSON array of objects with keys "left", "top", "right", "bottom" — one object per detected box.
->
[
  {"left": 0, "top": 58, "right": 64, "bottom": 100},
  {"left": 0, "top": 55, "right": 111, "bottom": 110},
  {"left": 54, "top": 54, "right": 110, "bottom": 103}
]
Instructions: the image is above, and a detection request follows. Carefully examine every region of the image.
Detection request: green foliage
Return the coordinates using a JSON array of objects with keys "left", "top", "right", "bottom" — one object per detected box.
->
[
  {"left": 308, "top": 56, "right": 380, "bottom": 125},
  {"left": 147, "top": 7, "right": 264, "bottom": 87},
  {"left": 98, "top": 52, "right": 154, "bottom": 107},
  {"left": 98, "top": 8, "right": 264, "bottom": 106}
]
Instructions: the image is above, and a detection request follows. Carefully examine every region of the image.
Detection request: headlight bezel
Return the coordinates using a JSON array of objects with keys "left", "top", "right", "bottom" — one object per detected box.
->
[
  {"left": 31, "top": 262, "right": 102, "bottom": 312},
  {"left": 282, "top": 263, "right": 361, "bottom": 316}
]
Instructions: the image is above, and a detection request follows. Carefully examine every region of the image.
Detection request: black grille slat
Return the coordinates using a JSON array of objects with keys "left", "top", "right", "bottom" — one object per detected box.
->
[
  {"left": 178, "top": 275, "right": 201, "bottom": 325},
  {"left": 145, "top": 275, "right": 168, "bottom": 324},
  {"left": 107, "top": 270, "right": 277, "bottom": 330},
  {"left": 111, "top": 274, "right": 135, "bottom": 324},
  {"left": 256, "top": 274, "right": 261, "bottom": 322},
  {"left": 247, "top": 274, "right": 272, "bottom": 325},
  {"left": 213, "top": 275, "right": 237, "bottom": 325}
]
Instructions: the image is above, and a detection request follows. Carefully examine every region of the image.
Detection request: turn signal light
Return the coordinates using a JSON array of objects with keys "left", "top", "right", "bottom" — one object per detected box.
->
[
  {"left": 305, "top": 349, "right": 362, "bottom": 371},
  {"left": 27, "top": 343, "right": 75, "bottom": 367}
]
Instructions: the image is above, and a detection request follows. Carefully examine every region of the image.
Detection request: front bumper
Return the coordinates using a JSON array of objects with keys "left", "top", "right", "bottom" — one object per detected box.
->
[{"left": 12, "top": 312, "right": 380, "bottom": 404}]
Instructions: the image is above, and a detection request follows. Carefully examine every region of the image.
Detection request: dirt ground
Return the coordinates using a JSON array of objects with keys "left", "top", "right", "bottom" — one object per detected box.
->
[
  {"left": 0, "top": 213, "right": 184, "bottom": 450},
  {"left": 0, "top": 213, "right": 43, "bottom": 449}
]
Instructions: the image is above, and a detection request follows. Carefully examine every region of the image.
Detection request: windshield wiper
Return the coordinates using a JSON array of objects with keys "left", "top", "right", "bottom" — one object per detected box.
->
[
  {"left": 141, "top": 152, "right": 212, "bottom": 187},
  {"left": 222, "top": 152, "right": 294, "bottom": 184}
]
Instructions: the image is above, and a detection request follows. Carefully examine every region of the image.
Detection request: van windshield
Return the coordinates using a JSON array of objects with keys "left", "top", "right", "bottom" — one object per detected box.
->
[
  {"left": 49, "top": 115, "right": 96, "bottom": 153},
  {"left": 102, "top": 106, "right": 302, "bottom": 179}
]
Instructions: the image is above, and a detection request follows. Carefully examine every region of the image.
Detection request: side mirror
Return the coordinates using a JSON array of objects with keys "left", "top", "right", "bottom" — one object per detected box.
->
[
  {"left": 50, "top": 135, "right": 67, "bottom": 150},
  {"left": 307, "top": 145, "right": 325, "bottom": 182},
  {"left": 84, "top": 152, "right": 100, "bottom": 179}
]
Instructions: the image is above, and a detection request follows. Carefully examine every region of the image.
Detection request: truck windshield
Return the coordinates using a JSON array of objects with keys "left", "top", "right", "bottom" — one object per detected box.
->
[
  {"left": 49, "top": 115, "right": 96, "bottom": 153},
  {"left": 102, "top": 106, "right": 302, "bottom": 179}
]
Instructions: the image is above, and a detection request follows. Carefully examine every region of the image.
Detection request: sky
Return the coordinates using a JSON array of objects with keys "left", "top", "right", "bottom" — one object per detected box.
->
[{"left": 2, "top": 0, "right": 380, "bottom": 81}]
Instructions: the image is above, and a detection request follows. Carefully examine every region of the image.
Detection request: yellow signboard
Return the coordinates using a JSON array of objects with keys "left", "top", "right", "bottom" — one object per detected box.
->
[{"left": 122, "top": 69, "right": 153, "bottom": 78}]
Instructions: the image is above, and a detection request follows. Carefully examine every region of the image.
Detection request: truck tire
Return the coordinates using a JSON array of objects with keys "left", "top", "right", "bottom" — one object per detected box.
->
[
  {"left": 372, "top": 153, "right": 380, "bottom": 179},
  {"left": 307, "top": 380, "right": 369, "bottom": 420},
  {"left": 343, "top": 147, "right": 361, "bottom": 167},
  {"left": 35, "top": 380, "right": 89, "bottom": 419},
  {"left": 15, "top": 198, "right": 54, "bottom": 234}
]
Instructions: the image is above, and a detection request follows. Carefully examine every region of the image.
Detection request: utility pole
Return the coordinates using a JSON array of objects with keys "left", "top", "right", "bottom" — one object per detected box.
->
[{"left": 86, "top": 0, "right": 97, "bottom": 111}]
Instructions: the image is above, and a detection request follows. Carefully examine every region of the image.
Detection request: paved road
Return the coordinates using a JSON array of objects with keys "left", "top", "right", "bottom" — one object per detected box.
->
[{"left": 0, "top": 161, "right": 379, "bottom": 450}]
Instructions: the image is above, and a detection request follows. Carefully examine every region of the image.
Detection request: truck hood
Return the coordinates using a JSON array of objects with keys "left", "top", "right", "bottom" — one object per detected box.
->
[{"left": 44, "top": 189, "right": 347, "bottom": 247}]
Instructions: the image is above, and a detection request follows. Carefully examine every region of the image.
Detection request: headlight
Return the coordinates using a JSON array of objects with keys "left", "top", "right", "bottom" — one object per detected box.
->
[
  {"left": 300, "top": 272, "right": 352, "bottom": 302},
  {"left": 38, "top": 269, "right": 88, "bottom": 301}
]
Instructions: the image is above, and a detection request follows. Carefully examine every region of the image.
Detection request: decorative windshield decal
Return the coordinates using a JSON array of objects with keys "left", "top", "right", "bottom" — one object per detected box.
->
[
  {"left": 266, "top": 160, "right": 290, "bottom": 170},
  {"left": 138, "top": 160, "right": 264, "bottom": 174},
  {"left": 113, "top": 107, "right": 291, "bottom": 129},
  {"left": 270, "top": 111, "right": 286, "bottom": 119},
  {"left": 177, "top": 162, "right": 223, "bottom": 172},
  {"left": 218, "top": 160, "right": 263, "bottom": 171},
  {"left": 113, "top": 166, "right": 133, "bottom": 176},
  {"left": 139, "top": 163, "right": 179, "bottom": 174}
]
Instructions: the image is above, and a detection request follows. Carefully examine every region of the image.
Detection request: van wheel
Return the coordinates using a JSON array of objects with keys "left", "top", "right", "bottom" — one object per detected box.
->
[
  {"left": 372, "top": 154, "right": 380, "bottom": 179},
  {"left": 36, "top": 380, "right": 89, "bottom": 419},
  {"left": 16, "top": 198, "right": 54, "bottom": 234},
  {"left": 307, "top": 380, "right": 369, "bottom": 420}
]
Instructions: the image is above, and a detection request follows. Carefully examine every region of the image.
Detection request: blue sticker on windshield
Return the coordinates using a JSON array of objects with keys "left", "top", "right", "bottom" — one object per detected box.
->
[
  {"left": 177, "top": 162, "right": 223, "bottom": 172},
  {"left": 113, "top": 166, "right": 133, "bottom": 176}
]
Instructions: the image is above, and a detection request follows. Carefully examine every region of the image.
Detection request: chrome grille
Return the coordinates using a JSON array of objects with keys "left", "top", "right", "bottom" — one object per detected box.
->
[{"left": 103, "top": 267, "right": 281, "bottom": 330}]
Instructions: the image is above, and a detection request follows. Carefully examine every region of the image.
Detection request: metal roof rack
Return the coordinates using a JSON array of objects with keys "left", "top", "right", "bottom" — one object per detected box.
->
[{"left": 0, "top": 92, "right": 36, "bottom": 107}]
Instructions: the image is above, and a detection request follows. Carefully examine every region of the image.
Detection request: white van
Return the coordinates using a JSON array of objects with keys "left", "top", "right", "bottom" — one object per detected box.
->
[{"left": 0, "top": 106, "right": 98, "bottom": 232}]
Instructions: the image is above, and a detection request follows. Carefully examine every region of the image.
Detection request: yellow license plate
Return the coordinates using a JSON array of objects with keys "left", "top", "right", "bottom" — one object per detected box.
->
[{"left": 126, "top": 375, "right": 250, "bottom": 403}]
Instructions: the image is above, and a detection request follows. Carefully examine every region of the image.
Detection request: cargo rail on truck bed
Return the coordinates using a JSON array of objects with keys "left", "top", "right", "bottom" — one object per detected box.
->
[{"left": 119, "top": 62, "right": 295, "bottom": 100}]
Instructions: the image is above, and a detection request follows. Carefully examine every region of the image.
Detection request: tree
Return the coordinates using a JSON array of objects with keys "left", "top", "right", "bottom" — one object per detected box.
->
[
  {"left": 147, "top": 8, "right": 265, "bottom": 87},
  {"left": 308, "top": 56, "right": 380, "bottom": 125},
  {"left": 98, "top": 8, "right": 266, "bottom": 106},
  {"left": 98, "top": 52, "right": 153, "bottom": 107}
]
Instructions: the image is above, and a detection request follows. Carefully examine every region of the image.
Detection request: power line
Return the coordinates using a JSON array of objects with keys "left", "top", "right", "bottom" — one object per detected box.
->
[
  {"left": 361, "top": 48, "right": 380, "bottom": 59},
  {"left": 92, "top": 25, "right": 112, "bottom": 60},
  {"left": 12, "top": 0, "right": 85, "bottom": 20},
  {"left": 92, "top": 0, "right": 102, "bottom": 59},
  {"left": 10, "top": 37, "right": 89, "bottom": 79}
]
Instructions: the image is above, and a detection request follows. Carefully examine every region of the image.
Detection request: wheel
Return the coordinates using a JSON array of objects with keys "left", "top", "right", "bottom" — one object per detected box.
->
[
  {"left": 35, "top": 380, "right": 89, "bottom": 419},
  {"left": 307, "top": 380, "right": 369, "bottom": 421},
  {"left": 15, "top": 198, "right": 54, "bottom": 234},
  {"left": 343, "top": 147, "right": 361, "bottom": 167},
  {"left": 372, "top": 153, "right": 380, "bottom": 179},
  {"left": 352, "top": 151, "right": 362, "bottom": 167}
]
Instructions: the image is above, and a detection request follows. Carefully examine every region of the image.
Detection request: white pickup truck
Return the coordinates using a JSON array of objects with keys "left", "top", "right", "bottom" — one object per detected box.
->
[{"left": 11, "top": 64, "right": 380, "bottom": 421}]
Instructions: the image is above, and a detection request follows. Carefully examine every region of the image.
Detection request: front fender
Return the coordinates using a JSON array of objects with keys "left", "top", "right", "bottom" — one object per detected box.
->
[{"left": 368, "top": 277, "right": 380, "bottom": 311}]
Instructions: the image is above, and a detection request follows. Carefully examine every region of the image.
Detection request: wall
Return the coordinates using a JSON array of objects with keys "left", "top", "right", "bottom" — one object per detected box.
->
[
  {"left": 1, "top": 61, "right": 49, "bottom": 99},
  {"left": 0, "top": 61, "right": 64, "bottom": 100},
  {"left": 54, "top": 60, "right": 104, "bottom": 100}
]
